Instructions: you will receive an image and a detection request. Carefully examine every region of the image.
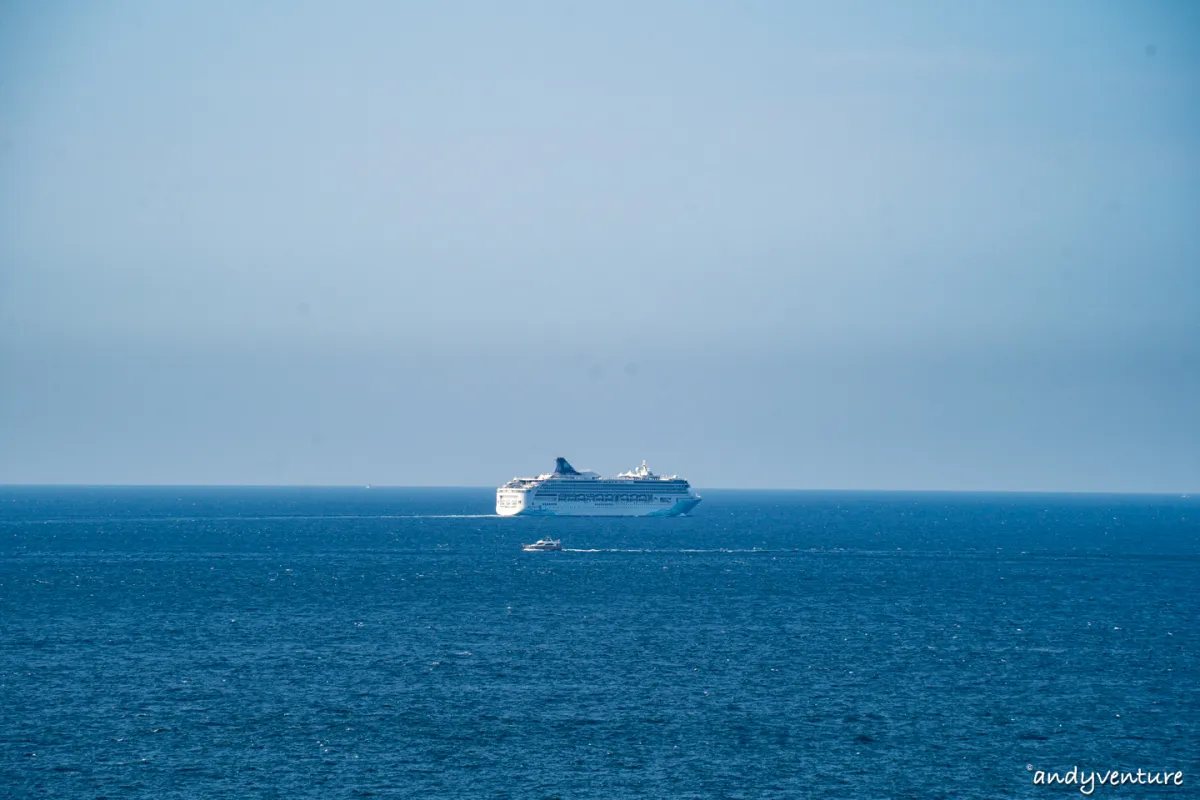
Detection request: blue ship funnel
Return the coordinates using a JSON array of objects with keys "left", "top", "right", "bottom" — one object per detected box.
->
[{"left": 554, "top": 457, "right": 580, "bottom": 475}]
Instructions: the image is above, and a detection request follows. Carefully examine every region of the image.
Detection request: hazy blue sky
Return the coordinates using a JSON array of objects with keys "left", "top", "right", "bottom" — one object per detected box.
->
[{"left": 1, "top": 1, "right": 1197, "bottom": 490}]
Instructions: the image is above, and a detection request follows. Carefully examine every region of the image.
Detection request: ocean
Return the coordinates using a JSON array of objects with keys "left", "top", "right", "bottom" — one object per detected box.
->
[{"left": 2, "top": 487, "right": 1197, "bottom": 798}]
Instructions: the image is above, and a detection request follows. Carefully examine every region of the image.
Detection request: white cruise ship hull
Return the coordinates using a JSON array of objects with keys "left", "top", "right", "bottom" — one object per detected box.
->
[{"left": 496, "top": 493, "right": 701, "bottom": 517}]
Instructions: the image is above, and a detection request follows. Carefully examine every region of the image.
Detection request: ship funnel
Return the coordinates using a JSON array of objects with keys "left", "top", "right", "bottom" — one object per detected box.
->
[{"left": 554, "top": 457, "right": 580, "bottom": 475}]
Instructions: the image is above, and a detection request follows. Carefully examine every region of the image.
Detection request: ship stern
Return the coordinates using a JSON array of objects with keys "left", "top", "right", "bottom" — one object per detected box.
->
[{"left": 496, "top": 487, "right": 528, "bottom": 516}]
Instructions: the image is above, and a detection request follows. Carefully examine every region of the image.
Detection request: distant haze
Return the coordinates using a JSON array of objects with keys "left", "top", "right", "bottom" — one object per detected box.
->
[{"left": 1, "top": 2, "right": 1197, "bottom": 491}]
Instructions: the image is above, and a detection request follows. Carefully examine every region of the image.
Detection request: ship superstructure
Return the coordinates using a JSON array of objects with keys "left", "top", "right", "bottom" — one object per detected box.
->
[{"left": 496, "top": 458, "right": 701, "bottom": 517}]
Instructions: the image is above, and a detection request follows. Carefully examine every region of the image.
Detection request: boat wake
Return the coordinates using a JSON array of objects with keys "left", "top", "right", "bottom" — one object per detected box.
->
[
  {"left": 1, "top": 513, "right": 504, "bottom": 525},
  {"left": 563, "top": 548, "right": 778, "bottom": 554},
  {"left": 409, "top": 514, "right": 501, "bottom": 519}
]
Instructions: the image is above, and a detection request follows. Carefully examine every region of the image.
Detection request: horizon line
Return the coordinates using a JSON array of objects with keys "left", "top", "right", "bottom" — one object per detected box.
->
[{"left": 0, "top": 484, "right": 1194, "bottom": 498}]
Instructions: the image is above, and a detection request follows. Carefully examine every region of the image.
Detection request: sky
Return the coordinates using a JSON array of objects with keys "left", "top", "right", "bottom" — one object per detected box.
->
[{"left": 0, "top": 1, "right": 1197, "bottom": 491}]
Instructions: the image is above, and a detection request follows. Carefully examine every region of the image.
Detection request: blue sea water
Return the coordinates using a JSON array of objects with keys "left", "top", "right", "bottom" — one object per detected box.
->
[{"left": 1, "top": 487, "right": 1198, "bottom": 799}]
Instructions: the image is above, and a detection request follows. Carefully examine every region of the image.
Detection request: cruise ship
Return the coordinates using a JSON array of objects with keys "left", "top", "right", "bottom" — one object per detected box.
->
[{"left": 496, "top": 458, "right": 702, "bottom": 517}]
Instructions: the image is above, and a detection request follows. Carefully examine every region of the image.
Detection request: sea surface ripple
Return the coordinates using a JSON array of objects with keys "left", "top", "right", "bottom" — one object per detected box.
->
[{"left": 2, "top": 487, "right": 1198, "bottom": 798}]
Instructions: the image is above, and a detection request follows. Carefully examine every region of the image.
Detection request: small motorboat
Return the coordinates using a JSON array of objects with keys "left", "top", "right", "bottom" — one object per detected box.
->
[{"left": 522, "top": 537, "right": 562, "bottom": 552}]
